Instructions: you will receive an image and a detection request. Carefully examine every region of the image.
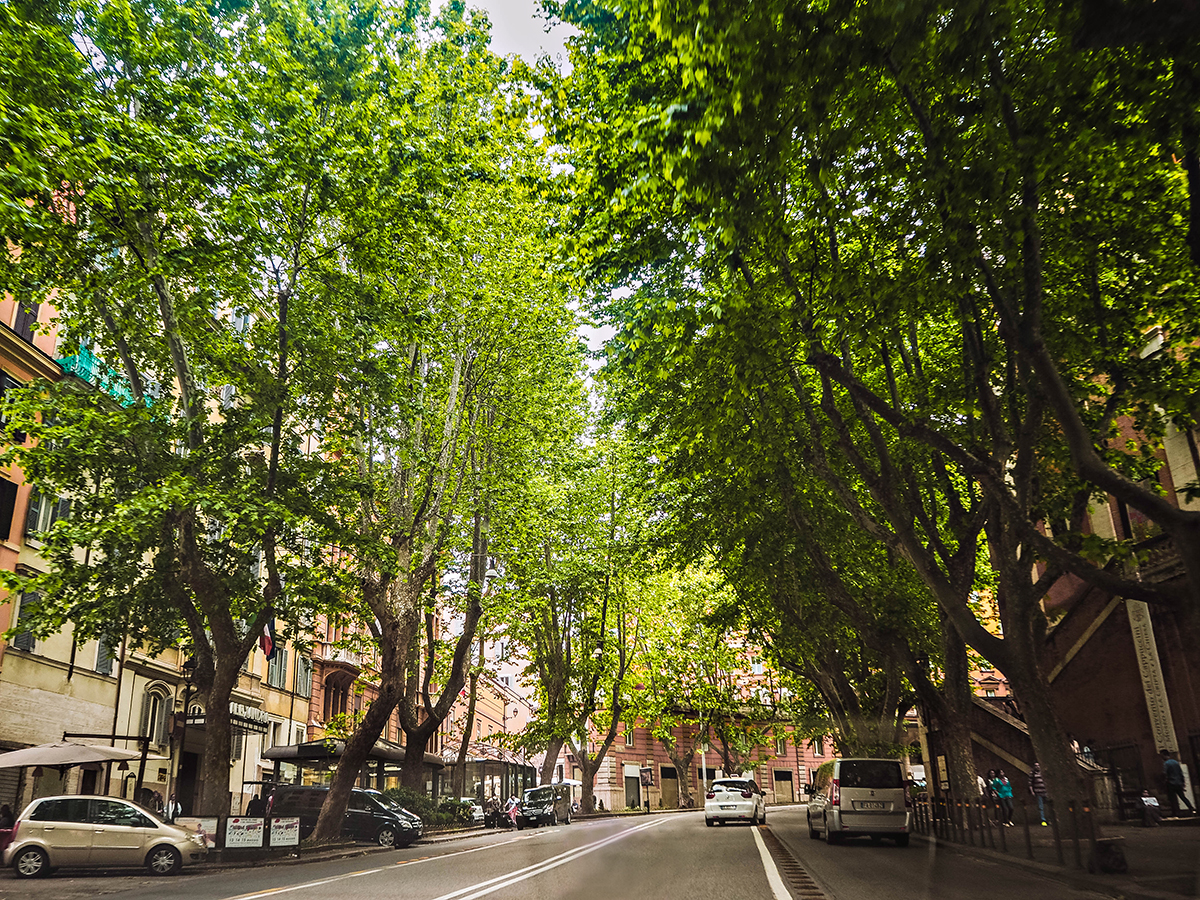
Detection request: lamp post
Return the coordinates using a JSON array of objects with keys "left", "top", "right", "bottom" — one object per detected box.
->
[{"left": 171, "top": 656, "right": 197, "bottom": 818}]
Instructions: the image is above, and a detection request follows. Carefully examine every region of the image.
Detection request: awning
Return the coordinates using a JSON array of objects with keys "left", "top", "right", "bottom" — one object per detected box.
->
[
  {"left": 0, "top": 742, "right": 168, "bottom": 769},
  {"left": 263, "top": 740, "right": 443, "bottom": 768}
]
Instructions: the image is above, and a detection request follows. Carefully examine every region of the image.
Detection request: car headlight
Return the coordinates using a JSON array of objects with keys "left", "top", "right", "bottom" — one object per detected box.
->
[{"left": 189, "top": 833, "right": 206, "bottom": 847}]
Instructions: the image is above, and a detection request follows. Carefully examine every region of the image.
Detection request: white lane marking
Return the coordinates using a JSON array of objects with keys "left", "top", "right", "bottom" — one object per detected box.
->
[
  {"left": 752, "top": 826, "right": 792, "bottom": 900},
  {"left": 428, "top": 817, "right": 669, "bottom": 900},
  {"left": 224, "top": 819, "right": 663, "bottom": 900}
]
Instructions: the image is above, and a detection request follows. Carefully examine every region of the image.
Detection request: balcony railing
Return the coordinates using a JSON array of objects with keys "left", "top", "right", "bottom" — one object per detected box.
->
[{"left": 59, "top": 348, "right": 138, "bottom": 407}]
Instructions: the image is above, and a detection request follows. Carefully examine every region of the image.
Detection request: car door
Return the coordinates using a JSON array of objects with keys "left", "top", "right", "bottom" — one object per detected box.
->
[
  {"left": 344, "top": 792, "right": 373, "bottom": 841},
  {"left": 89, "top": 799, "right": 155, "bottom": 866},
  {"left": 31, "top": 798, "right": 93, "bottom": 865}
]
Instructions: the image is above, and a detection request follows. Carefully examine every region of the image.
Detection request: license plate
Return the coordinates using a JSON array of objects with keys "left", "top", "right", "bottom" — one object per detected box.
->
[
  {"left": 856, "top": 801, "right": 886, "bottom": 810},
  {"left": 720, "top": 805, "right": 736, "bottom": 810}
]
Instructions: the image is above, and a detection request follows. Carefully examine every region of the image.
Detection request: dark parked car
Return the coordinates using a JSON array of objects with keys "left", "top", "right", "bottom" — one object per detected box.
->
[
  {"left": 266, "top": 786, "right": 417, "bottom": 848},
  {"left": 361, "top": 789, "right": 424, "bottom": 838},
  {"left": 516, "top": 784, "right": 572, "bottom": 829}
]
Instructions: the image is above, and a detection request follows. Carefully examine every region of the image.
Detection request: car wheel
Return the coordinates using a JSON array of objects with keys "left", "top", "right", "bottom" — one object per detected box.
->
[
  {"left": 13, "top": 846, "right": 49, "bottom": 879},
  {"left": 807, "top": 813, "right": 819, "bottom": 840},
  {"left": 895, "top": 834, "right": 910, "bottom": 848},
  {"left": 705, "top": 818, "right": 714, "bottom": 827},
  {"left": 147, "top": 845, "right": 182, "bottom": 876},
  {"left": 824, "top": 817, "right": 841, "bottom": 845},
  {"left": 377, "top": 826, "right": 397, "bottom": 848},
  {"left": 517, "top": 824, "right": 524, "bottom": 831},
  {"left": 750, "top": 809, "right": 759, "bottom": 826},
  {"left": 760, "top": 807, "right": 766, "bottom": 825}
]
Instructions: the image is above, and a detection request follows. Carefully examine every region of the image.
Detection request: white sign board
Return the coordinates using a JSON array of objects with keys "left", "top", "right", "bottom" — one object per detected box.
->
[
  {"left": 270, "top": 817, "right": 300, "bottom": 847},
  {"left": 225, "top": 817, "right": 265, "bottom": 848}
]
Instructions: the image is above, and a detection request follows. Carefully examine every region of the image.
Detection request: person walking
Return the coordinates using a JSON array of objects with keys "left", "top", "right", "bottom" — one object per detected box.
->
[
  {"left": 1028, "top": 763, "right": 1048, "bottom": 825},
  {"left": 993, "top": 769, "right": 1014, "bottom": 825},
  {"left": 984, "top": 768, "right": 1000, "bottom": 822},
  {"left": 164, "top": 793, "right": 183, "bottom": 822},
  {"left": 1162, "top": 750, "right": 1195, "bottom": 816}
]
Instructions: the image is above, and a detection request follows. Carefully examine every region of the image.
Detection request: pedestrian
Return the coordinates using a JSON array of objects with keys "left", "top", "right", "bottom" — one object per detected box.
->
[
  {"left": 505, "top": 795, "right": 519, "bottom": 828},
  {"left": 1028, "top": 763, "right": 1048, "bottom": 825},
  {"left": 984, "top": 768, "right": 999, "bottom": 821},
  {"left": 977, "top": 772, "right": 987, "bottom": 797},
  {"left": 1140, "top": 790, "right": 1163, "bottom": 828},
  {"left": 164, "top": 793, "right": 183, "bottom": 822},
  {"left": 1161, "top": 749, "right": 1196, "bottom": 816},
  {"left": 246, "top": 794, "right": 265, "bottom": 816},
  {"left": 993, "top": 769, "right": 1014, "bottom": 825}
]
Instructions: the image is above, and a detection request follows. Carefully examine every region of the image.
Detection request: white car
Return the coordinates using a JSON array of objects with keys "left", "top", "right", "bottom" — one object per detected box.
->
[
  {"left": 805, "top": 758, "right": 911, "bottom": 846},
  {"left": 704, "top": 777, "right": 767, "bottom": 826}
]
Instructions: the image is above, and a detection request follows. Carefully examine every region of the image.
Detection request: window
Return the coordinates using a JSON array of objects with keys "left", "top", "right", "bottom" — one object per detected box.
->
[
  {"left": 0, "top": 477, "right": 18, "bottom": 540},
  {"left": 11, "top": 591, "right": 38, "bottom": 652},
  {"left": 12, "top": 299, "right": 39, "bottom": 343},
  {"left": 139, "top": 686, "right": 170, "bottom": 746},
  {"left": 267, "top": 645, "right": 289, "bottom": 689},
  {"left": 92, "top": 799, "right": 153, "bottom": 828},
  {"left": 776, "top": 736, "right": 787, "bottom": 756},
  {"left": 813, "top": 737, "right": 824, "bottom": 757},
  {"left": 625, "top": 731, "right": 635, "bottom": 747},
  {"left": 294, "top": 652, "right": 312, "bottom": 698},
  {"left": 985, "top": 690, "right": 996, "bottom": 697},
  {"left": 751, "top": 661, "right": 764, "bottom": 675},
  {"left": 25, "top": 490, "right": 71, "bottom": 541},
  {"left": 0, "top": 373, "right": 26, "bottom": 444},
  {"left": 30, "top": 797, "right": 90, "bottom": 822},
  {"left": 95, "top": 635, "right": 116, "bottom": 676},
  {"left": 231, "top": 730, "right": 244, "bottom": 760}
]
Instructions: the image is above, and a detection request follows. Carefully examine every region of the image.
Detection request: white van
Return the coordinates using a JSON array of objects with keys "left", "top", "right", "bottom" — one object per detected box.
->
[{"left": 806, "top": 758, "right": 911, "bottom": 846}]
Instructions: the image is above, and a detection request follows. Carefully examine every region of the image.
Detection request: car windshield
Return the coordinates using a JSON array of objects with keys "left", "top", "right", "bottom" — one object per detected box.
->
[
  {"left": 524, "top": 788, "right": 553, "bottom": 803},
  {"left": 839, "top": 761, "right": 903, "bottom": 789},
  {"left": 714, "top": 781, "right": 753, "bottom": 793}
]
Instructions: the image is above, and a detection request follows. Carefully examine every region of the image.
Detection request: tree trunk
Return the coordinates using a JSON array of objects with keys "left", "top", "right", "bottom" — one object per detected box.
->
[
  {"left": 540, "top": 736, "right": 565, "bottom": 786},
  {"left": 452, "top": 638, "right": 484, "bottom": 798},
  {"left": 662, "top": 734, "right": 696, "bottom": 808},
  {"left": 936, "top": 623, "right": 983, "bottom": 803},
  {"left": 310, "top": 677, "right": 401, "bottom": 843},
  {"left": 196, "top": 659, "right": 239, "bottom": 816}
]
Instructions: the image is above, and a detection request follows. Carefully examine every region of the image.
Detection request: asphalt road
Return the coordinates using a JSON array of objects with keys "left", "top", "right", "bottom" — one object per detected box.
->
[{"left": 0, "top": 806, "right": 1116, "bottom": 900}]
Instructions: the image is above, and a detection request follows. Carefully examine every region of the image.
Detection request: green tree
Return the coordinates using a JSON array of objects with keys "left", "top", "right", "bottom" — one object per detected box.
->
[{"left": 1, "top": 0, "right": 402, "bottom": 815}]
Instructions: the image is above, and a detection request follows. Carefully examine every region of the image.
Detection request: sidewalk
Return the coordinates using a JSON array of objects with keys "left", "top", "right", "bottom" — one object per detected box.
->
[{"left": 915, "top": 819, "right": 1200, "bottom": 900}]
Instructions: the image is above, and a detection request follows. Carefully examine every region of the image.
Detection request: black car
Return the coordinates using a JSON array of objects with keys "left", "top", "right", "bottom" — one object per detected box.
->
[
  {"left": 516, "top": 784, "right": 573, "bottom": 829},
  {"left": 266, "top": 786, "right": 417, "bottom": 848},
  {"left": 362, "top": 789, "right": 424, "bottom": 838}
]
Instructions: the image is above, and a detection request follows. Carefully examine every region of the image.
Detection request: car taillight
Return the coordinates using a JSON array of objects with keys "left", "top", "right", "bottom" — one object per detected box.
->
[
  {"left": 706, "top": 792, "right": 715, "bottom": 799},
  {"left": 831, "top": 779, "right": 840, "bottom": 807},
  {"left": 741, "top": 791, "right": 752, "bottom": 799}
]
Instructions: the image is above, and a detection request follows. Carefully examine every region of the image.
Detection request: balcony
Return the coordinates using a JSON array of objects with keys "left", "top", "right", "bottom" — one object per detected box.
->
[{"left": 58, "top": 348, "right": 138, "bottom": 407}]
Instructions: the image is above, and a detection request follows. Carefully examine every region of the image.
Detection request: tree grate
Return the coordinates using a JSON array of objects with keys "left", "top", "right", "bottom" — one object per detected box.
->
[{"left": 760, "top": 825, "right": 828, "bottom": 899}]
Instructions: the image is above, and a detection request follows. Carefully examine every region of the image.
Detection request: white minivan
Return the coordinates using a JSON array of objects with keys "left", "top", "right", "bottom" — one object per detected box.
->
[{"left": 806, "top": 758, "right": 911, "bottom": 846}]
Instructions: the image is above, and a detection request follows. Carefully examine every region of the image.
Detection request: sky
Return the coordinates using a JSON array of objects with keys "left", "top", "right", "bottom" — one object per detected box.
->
[{"left": 455, "top": 0, "right": 577, "bottom": 64}]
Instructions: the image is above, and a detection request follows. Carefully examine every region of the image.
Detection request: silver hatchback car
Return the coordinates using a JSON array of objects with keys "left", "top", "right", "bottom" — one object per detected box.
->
[
  {"left": 4, "top": 795, "right": 207, "bottom": 878},
  {"left": 806, "top": 758, "right": 911, "bottom": 846}
]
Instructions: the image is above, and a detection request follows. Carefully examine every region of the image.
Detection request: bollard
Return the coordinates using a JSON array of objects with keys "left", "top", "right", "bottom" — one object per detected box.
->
[
  {"left": 1069, "top": 801, "right": 1083, "bottom": 869},
  {"left": 1048, "top": 798, "right": 1065, "bottom": 866},
  {"left": 1019, "top": 798, "right": 1034, "bottom": 860}
]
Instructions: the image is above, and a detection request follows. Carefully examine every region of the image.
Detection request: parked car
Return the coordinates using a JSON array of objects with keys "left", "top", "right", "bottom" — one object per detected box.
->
[
  {"left": 4, "top": 795, "right": 207, "bottom": 878},
  {"left": 704, "top": 778, "right": 767, "bottom": 826},
  {"left": 266, "top": 785, "right": 417, "bottom": 848},
  {"left": 805, "top": 758, "right": 911, "bottom": 847},
  {"left": 516, "top": 784, "right": 572, "bottom": 829},
  {"left": 361, "top": 790, "right": 424, "bottom": 838}
]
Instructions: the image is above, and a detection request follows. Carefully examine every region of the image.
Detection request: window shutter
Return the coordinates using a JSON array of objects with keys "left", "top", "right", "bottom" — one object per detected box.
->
[
  {"left": 12, "top": 299, "right": 39, "bottom": 342},
  {"left": 24, "top": 490, "right": 42, "bottom": 537},
  {"left": 52, "top": 497, "right": 71, "bottom": 526},
  {"left": 155, "top": 695, "right": 169, "bottom": 745},
  {"left": 139, "top": 691, "right": 153, "bottom": 738},
  {"left": 95, "top": 637, "right": 115, "bottom": 676},
  {"left": 12, "top": 592, "right": 37, "bottom": 651}
]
